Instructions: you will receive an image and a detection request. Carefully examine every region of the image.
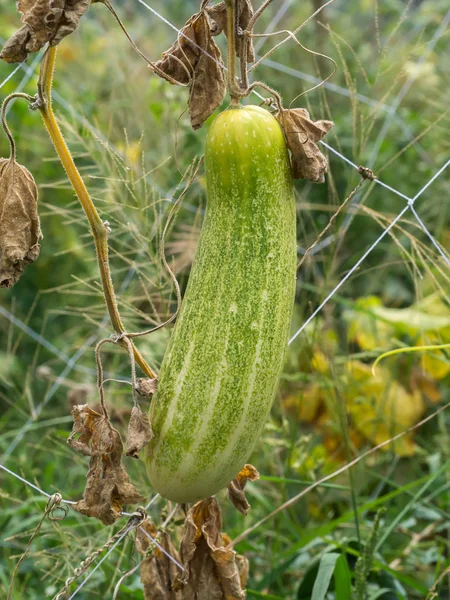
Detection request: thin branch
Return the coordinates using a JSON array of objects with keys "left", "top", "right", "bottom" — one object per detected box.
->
[
  {"left": 298, "top": 166, "right": 376, "bottom": 270},
  {"left": 250, "top": 0, "right": 276, "bottom": 30},
  {"left": 101, "top": 0, "right": 189, "bottom": 87},
  {"left": 250, "top": 0, "right": 337, "bottom": 72}
]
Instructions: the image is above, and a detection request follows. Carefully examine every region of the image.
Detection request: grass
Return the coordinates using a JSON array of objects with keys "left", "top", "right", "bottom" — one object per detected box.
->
[{"left": 1, "top": 0, "right": 450, "bottom": 598}]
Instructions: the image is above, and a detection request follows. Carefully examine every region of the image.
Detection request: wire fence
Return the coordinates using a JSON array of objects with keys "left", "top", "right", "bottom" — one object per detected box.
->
[{"left": 0, "top": 0, "right": 449, "bottom": 597}]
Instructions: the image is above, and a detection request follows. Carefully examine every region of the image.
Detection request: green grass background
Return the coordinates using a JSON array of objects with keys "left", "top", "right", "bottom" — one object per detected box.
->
[{"left": 0, "top": 0, "right": 449, "bottom": 598}]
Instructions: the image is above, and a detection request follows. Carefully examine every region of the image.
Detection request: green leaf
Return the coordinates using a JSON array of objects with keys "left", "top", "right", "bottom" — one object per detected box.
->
[
  {"left": 334, "top": 554, "right": 353, "bottom": 600},
  {"left": 311, "top": 552, "right": 341, "bottom": 600}
]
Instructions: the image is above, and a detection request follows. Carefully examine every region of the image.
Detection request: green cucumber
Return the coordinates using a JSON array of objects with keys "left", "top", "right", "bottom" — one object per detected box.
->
[{"left": 145, "top": 105, "right": 297, "bottom": 503}]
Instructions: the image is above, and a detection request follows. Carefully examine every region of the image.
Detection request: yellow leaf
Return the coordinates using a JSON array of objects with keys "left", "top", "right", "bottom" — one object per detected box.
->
[
  {"left": 311, "top": 350, "right": 330, "bottom": 374},
  {"left": 345, "top": 296, "right": 395, "bottom": 351},
  {"left": 347, "top": 377, "right": 425, "bottom": 457},
  {"left": 419, "top": 334, "right": 450, "bottom": 380},
  {"left": 282, "top": 385, "right": 323, "bottom": 423}
]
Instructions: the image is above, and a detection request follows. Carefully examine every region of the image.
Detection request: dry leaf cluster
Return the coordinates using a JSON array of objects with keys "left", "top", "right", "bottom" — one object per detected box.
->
[
  {"left": 138, "top": 520, "right": 182, "bottom": 600},
  {"left": 0, "top": 157, "right": 42, "bottom": 288},
  {"left": 206, "top": 0, "right": 255, "bottom": 62},
  {"left": 138, "top": 498, "right": 248, "bottom": 600},
  {"left": 178, "top": 497, "right": 248, "bottom": 599},
  {"left": 68, "top": 404, "right": 144, "bottom": 525},
  {"left": 227, "top": 463, "right": 259, "bottom": 515},
  {"left": 152, "top": 10, "right": 226, "bottom": 130},
  {"left": 276, "top": 108, "right": 334, "bottom": 182},
  {"left": 0, "top": 0, "right": 92, "bottom": 63}
]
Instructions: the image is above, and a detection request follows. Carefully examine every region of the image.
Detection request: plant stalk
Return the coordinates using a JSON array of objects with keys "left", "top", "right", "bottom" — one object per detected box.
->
[
  {"left": 36, "top": 46, "right": 156, "bottom": 379},
  {"left": 225, "top": 0, "right": 241, "bottom": 104}
]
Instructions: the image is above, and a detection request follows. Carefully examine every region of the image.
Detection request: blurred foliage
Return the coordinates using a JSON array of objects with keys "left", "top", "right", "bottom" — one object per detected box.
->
[{"left": 0, "top": 0, "right": 450, "bottom": 598}]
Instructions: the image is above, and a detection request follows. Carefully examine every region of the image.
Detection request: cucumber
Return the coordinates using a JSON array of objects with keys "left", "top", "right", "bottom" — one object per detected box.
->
[{"left": 145, "top": 105, "right": 297, "bottom": 503}]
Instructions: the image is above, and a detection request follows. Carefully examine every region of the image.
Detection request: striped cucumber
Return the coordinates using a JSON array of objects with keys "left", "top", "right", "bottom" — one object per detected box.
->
[{"left": 145, "top": 105, "right": 297, "bottom": 503}]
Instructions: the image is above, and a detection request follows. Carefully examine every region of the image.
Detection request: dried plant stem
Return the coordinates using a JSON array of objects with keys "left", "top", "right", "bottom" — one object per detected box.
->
[
  {"left": 238, "top": 0, "right": 249, "bottom": 91},
  {"left": 239, "top": 44, "right": 249, "bottom": 90},
  {"left": 95, "top": 338, "right": 115, "bottom": 422},
  {"left": 248, "top": 0, "right": 275, "bottom": 30},
  {"left": 225, "top": 0, "right": 242, "bottom": 103},
  {"left": 36, "top": 46, "right": 156, "bottom": 379},
  {"left": 249, "top": 0, "right": 337, "bottom": 73},
  {"left": 101, "top": 0, "right": 187, "bottom": 86},
  {"left": 297, "top": 175, "right": 369, "bottom": 270},
  {"left": 1, "top": 93, "right": 34, "bottom": 160}
]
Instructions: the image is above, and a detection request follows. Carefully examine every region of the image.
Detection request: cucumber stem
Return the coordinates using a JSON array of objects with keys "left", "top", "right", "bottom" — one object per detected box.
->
[
  {"left": 36, "top": 46, "right": 156, "bottom": 379},
  {"left": 225, "top": 0, "right": 241, "bottom": 104},
  {"left": 239, "top": 0, "right": 277, "bottom": 91}
]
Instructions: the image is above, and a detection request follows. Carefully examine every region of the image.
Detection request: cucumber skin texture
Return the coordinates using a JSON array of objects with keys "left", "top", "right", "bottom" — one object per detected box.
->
[{"left": 145, "top": 105, "right": 297, "bottom": 503}]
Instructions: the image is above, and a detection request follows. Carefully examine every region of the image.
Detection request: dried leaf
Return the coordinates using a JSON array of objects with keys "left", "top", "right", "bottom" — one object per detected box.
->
[
  {"left": 227, "top": 464, "right": 259, "bottom": 515},
  {"left": 0, "top": 158, "right": 42, "bottom": 288},
  {"left": 137, "top": 520, "right": 182, "bottom": 600},
  {"left": 126, "top": 404, "right": 153, "bottom": 459},
  {"left": 207, "top": 0, "right": 255, "bottom": 62},
  {"left": 189, "top": 32, "right": 226, "bottom": 129},
  {"left": 276, "top": 108, "right": 334, "bottom": 183},
  {"left": 222, "top": 533, "right": 249, "bottom": 590},
  {"left": 153, "top": 14, "right": 199, "bottom": 86},
  {"left": 67, "top": 403, "right": 99, "bottom": 456},
  {"left": 178, "top": 497, "right": 246, "bottom": 599},
  {"left": 152, "top": 12, "right": 226, "bottom": 130},
  {"left": 68, "top": 404, "right": 144, "bottom": 525},
  {"left": 0, "top": 0, "right": 91, "bottom": 63},
  {"left": 136, "top": 377, "right": 158, "bottom": 397}
]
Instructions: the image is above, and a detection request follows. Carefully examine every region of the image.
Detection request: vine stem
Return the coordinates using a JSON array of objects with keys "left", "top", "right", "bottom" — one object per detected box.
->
[
  {"left": 36, "top": 46, "right": 156, "bottom": 379},
  {"left": 1, "top": 92, "right": 35, "bottom": 160},
  {"left": 240, "top": 0, "right": 275, "bottom": 90},
  {"left": 225, "top": 0, "right": 241, "bottom": 104}
]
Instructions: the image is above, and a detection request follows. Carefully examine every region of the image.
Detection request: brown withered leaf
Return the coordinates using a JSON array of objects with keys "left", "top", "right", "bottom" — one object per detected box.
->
[
  {"left": 67, "top": 403, "right": 100, "bottom": 456},
  {"left": 206, "top": 0, "right": 255, "bottom": 62},
  {"left": 136, "top": 377, "right": 158, "bottom": 397},
  {"left": 177, "top": 497, "right": 246, "bottom": 599},
  {"left": 188, "top": 27, "right": 225, "bottom": 130},
  {"left": 152, "top": 11, "right": 226, "bottom": 130},
  {"left": 137, "top": 520, "right": 182, "bottom": 600},
  {"left": 276, "top": 108, "right": 334, "bottom": 183},
  {"left": 153, "top": 13, "right": 198, "bottom": 86},
  {"left": 68, "top": 404, "right": 145, "bottom": 525},
  {"left": 126, "top": 404, "right": 153, "bottom": 458},
  {"left": 227, "top": 464, "right": 260, "bottom": 515},
  {"left": 0, "top": 158, "right": 42, "bottom": 288},
  {"left": 222, "top": 533, "right": 249, "bottom": 590},
  {"left": 0, "top": 0, "right": 91, "bottom": 63}
]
